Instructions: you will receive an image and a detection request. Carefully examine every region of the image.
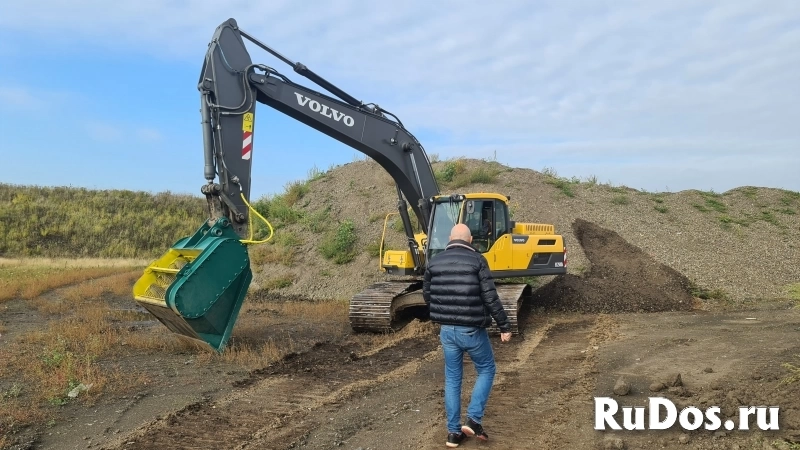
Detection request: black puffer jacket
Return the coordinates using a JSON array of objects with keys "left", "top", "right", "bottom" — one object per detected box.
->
[{"left": 422, "top": 239, "right": 511, "bottom": 332}]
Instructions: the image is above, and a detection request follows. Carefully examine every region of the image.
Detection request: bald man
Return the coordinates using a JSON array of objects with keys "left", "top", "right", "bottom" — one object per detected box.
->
[{"left": 423, "top": 223, "right": 512, "bottom": 448}]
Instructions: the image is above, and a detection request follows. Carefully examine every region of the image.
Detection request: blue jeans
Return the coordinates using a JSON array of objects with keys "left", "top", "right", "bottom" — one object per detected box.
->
[{"left": 439, "top": 324, "right": 497, "bottom": 433}]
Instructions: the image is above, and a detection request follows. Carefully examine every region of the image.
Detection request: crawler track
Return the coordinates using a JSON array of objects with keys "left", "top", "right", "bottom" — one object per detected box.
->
[
  {"left": 488, "top": 282, "right": 532, "bottom": 334},
  {"left": 349, "top": 280, "right": 531, "bottom": 334},
  {"left": 348, "top": 280, "right": 423, "bottom": 332}
]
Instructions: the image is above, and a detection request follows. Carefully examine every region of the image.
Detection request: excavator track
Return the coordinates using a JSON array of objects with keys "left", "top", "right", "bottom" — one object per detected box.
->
[
  {"left": 349, "top": 280, "right": 424, "bottom": 332},
  {"left": 349, "top": 280, "right": 533, "bottom": 335},
  {"left": 487, "top": 282, "right": 533, "bottom": 335}
]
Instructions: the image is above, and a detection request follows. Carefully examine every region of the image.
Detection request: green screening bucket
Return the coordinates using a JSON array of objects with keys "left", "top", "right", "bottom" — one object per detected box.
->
[{"left": 133, "top": 217, "right": 252, "bottom": 352}]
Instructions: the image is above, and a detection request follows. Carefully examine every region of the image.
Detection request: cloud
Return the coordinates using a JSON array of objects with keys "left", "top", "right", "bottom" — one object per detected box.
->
[
  {"left": 137, "top": 128, "right": 163, "bottom": 142},
  {"left": 84, "top": 121, "right": 124, "bottom": 142},
  {"left": 82, "top": 122, "right": 167, "bottom": 143},
  {"left": 2, "top": 1, "right": 799, "bottom": 191},
  {"left": 0, "top": 86, "right": 45, "bottom": 111},
  {"left": 0, "top": 85, "right": 77, "bottom": 113}
]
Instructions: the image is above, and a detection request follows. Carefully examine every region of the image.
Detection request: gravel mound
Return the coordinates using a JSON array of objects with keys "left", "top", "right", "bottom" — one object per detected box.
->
[{"left": 532, "top": 218, "right": 695, "bottom": 313}]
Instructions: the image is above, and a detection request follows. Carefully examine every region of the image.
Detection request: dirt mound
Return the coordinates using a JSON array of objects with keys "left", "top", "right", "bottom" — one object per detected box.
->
[{"left": 532, "top": 218, "right": 695, "bottom": 313}]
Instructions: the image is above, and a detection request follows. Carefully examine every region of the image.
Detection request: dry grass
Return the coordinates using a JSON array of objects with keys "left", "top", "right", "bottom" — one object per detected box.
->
[
  {"left": 0, "top": 263, "right": 142, "bottom": 303},
  {"left": 276, "top": 298, "right": 349, "bottom": 321},
  {"left": 195, "top": 338, "right": 295, "bottom": 370},
  {"left": 29, "top": 270, "right": 141, "bottom": 315},
  {"left": 0, "top": 265, "right": 155, "bottom": 437},
  {"left": 0, "top": 257, "right": 150, "bottom": 267}
]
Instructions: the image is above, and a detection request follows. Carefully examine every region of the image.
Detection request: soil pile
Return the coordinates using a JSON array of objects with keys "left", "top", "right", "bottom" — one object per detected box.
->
[{"left": 532, "top": 218, "right": 696, "bottom": 313}]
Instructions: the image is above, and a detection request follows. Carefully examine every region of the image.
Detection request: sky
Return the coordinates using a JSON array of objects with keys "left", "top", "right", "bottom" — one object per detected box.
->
[{"left": 1, "top": 0, "right": 798, "bottom": 200}]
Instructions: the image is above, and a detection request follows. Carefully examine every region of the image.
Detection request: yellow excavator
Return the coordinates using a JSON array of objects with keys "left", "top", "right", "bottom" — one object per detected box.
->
[{"left": 132, "top": 18, "right": 567, "bottom": 352}]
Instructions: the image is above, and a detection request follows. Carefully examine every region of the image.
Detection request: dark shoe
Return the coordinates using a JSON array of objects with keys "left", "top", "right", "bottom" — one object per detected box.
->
[
  {"left": 461, "top": 417, "right": 488, "bottom": 441},
  {"left": 446, "top": 431, "right": 466, "bottom": 448}
]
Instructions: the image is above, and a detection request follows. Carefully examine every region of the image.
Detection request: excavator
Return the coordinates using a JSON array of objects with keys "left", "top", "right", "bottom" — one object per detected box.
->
[{"left": 132, "top": 18, "right": 567, "bottom": 352}]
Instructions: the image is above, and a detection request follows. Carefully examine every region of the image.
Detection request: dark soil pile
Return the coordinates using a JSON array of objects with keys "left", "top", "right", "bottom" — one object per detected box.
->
[{"left": 532, "top": 218, "right": 696, "bottom": 313}]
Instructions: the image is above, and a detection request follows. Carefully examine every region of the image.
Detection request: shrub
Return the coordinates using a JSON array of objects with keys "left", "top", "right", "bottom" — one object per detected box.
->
[{"left": 319, "top": 220, "right": 358, "bottom": 264}]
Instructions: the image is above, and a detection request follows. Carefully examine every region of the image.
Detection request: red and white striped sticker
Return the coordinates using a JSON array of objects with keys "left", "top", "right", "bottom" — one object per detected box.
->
[{"left": 242, "top": 113, "right": 254, "bottom": 160}]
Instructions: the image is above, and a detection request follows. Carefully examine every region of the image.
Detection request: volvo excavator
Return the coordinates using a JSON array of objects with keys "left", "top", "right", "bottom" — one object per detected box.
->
[{"left": 133, "top": 18, "right": 567, "bottom": 352}]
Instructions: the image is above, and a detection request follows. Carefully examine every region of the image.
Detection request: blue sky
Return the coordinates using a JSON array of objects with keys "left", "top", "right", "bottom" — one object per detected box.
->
[{"left": 2, "top": 1, "right": 799, "bottom": 200}]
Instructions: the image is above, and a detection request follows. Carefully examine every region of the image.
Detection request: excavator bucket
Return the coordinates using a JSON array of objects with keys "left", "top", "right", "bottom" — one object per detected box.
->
[{"left": 132, "top": 217, "right": 252, "bottom": 352}]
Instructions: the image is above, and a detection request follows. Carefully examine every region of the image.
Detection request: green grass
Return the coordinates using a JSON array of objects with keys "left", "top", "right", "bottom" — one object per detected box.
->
[
  {"left": 759, "top": 211, "right": 780, "bottom": 226},
  {"left": 689, "top": 281, "right": 730, "bottom": 301},
  {"left": 262, "top": 274, "right": 295, "bottom": 290},
  {"left": 741, "top": 187, "right": 758, "bottom": 199},
  {"left": 434, "top": 159, "right": 504, "bottom": 189},
  {"left": 611, "top": 195, "right": 630, "bottom": 205},
  {"left": 319, "top": 220, "right": 359, "bottom": 264},
  {"left": 301, "top": 207, "right": 331, "bottom": 233},
  {"left": 434, "top": 159, "right": 466, "bottom": 184},
  {"left": 654, "top": 205, "right": 669, "bottom": 214},
  {"left": 540, "top": 167, "right": 580, "bottom": 198},
  {"left": 366, "top": 240, "right": 383, "bottom": 257},
  {"left": 0, "top": 184, "right": 205, "bottom": 258},
  {"left": 786, "top": 283, "right": 800, "bottom": 305}
]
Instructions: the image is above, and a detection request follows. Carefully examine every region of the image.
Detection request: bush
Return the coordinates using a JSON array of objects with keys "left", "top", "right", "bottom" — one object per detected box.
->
[{"left": 319, "top": 220, "right": 358, "bottom": 264}]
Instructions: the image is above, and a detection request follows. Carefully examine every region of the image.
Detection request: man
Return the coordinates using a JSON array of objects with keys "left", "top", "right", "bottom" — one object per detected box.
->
[{"left": 422, "top": 223, "right": 512, "bottom": 448}]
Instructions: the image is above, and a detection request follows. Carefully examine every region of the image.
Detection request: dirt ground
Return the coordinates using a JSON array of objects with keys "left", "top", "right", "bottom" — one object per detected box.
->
[{"left": 2, "top": 220, "right": 799, "bottom": 450}]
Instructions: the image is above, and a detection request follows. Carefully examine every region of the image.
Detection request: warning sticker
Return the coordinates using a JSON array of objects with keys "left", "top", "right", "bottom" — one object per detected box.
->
[{"left": 242, "top": 113, "right": 254, "bottom": 132}]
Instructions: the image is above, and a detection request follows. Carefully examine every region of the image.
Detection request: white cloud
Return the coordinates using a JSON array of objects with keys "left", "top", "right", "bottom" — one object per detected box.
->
[
  {"left": 0, "top": 85, "right": 77, "bottom": 112},
  {"left": 84, "top": 121, "right": 124, "bottom": 142},
  {"left": 137, "top": 128, "right": 163, "bottom": 142},
  {"left": 0, "top": 86, "right": 45, "bottom": 110},
  {"left": 2, "top": 0, "right": 799, "bottom": 191},
  {"left": 82, "top": 121, "right": 166, "bottom": 143}
]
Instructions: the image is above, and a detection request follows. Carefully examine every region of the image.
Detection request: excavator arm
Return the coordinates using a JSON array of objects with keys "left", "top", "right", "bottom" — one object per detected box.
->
[
  {"left": 199, "top": 18, "right": 440, "bottom": 252},
  {"left": 133, "top": 19, "right": 445, "bottom": 351}
]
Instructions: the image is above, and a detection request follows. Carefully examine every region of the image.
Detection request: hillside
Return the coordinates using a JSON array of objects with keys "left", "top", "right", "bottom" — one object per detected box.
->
[
  {"left": 0, "top": 184, "right": 206, "bottom": 258},
  {"left": 245, "top": 157, "right": 800, "bottom": 304},
  {"left": 2, "top": 158, "right": 798, "bottom": 303}
]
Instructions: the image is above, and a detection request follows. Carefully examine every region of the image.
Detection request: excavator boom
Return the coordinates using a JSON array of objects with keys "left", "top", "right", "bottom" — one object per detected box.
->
[
  {"left": 133, "top": 18, "right": 567, "bottom": 350},
  {"left": 134, "top": 18, "right": 443, "bottom": 351}
]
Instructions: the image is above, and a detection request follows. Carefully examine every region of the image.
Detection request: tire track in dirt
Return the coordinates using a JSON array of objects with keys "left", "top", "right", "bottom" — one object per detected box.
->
[
  {"left": 482, "top": 314, "right": 620, "bottom": 450},
  {"left": 101, "top": 327, "right": 441, "bottom": 450}
]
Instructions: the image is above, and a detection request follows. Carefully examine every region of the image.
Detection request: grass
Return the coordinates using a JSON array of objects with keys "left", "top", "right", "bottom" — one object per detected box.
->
[
  {"left": 249, "top": 232, "right": 302, "bottom": 267},
  {"left": 539, "top": 167, "right": 582, "bottom": 198},
  {"left": 0, "top": 184, "right": 206, "bottom": 258},
  {"left": 261, "top": 274, "right": 295, "bottom": 291},
  {"left": 689, "top": 281, "right": 730, "bottom": 302},
  {"left": 654, "top": 205, "right": 669, "bottom": 214},
  {"left": 434, "top": 158, "right": 504, "bottom": 189},
  {"left": 759, "top": 211, "right": 780, "bottom": 226},
  {"left": 741, "top": 187, "right": 758, "bottom": 199},
  {"left": 611, "top": 195, "right": 630, "bottom": 205},
  {"left": 787, "top": 283, "right": 800, "bottom": 307},
  {"left": 0, "top": 265, "right": 158, "bottom": 436},
  {"left": 0, "top": 255, "right": 351, "bottom": 442},
  {"left": 780, "top": 355, "right": 800, "bottom": 385},
  {"left": 0, "top": 264, "right": 142, "bottom": 303},
  {"left": 366, "top": 240, "right": 383, "bottom": 257},
  {"left": 718, "top": 215, "right": 750, "bottom": 230},
  {"left": 319, "top": 220, "right": 359, "bottom": 264}
]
